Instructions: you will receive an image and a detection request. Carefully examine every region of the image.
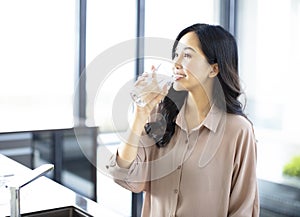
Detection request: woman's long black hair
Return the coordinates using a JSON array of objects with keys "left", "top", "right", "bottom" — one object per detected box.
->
[{"left": 145, "top": 23, "right": 247, "bottom": 148}]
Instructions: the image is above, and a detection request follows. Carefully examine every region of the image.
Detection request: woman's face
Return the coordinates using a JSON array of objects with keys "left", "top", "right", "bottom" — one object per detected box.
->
[{"left": 172, "top": 32, "right": 215, "bottom": 93}]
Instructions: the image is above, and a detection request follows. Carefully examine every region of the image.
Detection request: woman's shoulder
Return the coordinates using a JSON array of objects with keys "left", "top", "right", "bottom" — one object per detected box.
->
[
  {"left": 222, "top": 114, "right": 257, "bottom": 148},
  {"left": 225, "top": 113, "right": 253, "bottom": 132}
]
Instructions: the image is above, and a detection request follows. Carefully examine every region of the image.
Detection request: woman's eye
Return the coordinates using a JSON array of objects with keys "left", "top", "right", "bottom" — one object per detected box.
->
[{"left": 184, "top": 53, "right": 192, "bottom": 58}]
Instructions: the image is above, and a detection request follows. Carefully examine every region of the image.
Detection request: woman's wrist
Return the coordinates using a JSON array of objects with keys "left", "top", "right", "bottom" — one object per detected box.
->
[
  {"left": 130, "top": 109, "right": 149, "bottom": 133},
  {"left": 116, "top": 105, "right": 153, "bottom": 168}
]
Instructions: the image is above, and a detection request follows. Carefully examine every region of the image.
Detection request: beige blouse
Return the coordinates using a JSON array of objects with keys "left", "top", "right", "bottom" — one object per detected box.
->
[{"left": 106, "top": 103, "right": 260, "bottom": 217}]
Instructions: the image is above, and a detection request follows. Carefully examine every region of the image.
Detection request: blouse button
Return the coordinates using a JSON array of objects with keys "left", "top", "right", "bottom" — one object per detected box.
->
[
  {"left": 177, "top": 165, "right": 182, "bottom": 170},
  {"left": 174, "top": 189, "right": 178, "bottom": 194},
  {"left": 185, "top": 139, "right": 188, "bottom": 144}
]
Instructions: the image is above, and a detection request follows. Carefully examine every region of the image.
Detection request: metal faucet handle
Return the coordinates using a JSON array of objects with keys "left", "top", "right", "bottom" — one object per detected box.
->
[
  {"left": 6, "top": 164, "right": 54, "bottom": 189},
  {"left": 16, "top": 164, "right": 54, "bottom": 189},
  {"left": 7, "top": 164, "right": 54, "bottom": 217}
]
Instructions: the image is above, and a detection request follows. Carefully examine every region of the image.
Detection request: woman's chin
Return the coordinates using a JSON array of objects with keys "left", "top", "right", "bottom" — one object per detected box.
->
[{"left": 173, "top": 82, "right": 187, "bottom": 91}]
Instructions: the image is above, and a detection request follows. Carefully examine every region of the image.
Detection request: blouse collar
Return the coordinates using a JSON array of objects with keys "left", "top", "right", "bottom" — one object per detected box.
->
[{"left": 175, "top": 99, "right": 224, "bottom": 134}]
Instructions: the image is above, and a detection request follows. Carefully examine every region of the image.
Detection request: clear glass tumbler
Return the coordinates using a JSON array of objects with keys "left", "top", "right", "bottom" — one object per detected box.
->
[{"left": 130, "top": 62, "right": 175, "bottom": 107}]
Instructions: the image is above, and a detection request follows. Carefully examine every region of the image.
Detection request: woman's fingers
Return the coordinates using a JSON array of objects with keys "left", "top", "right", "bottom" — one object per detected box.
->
[
  {"left": 143, "top": 85, "right": 168, "bottom": 109},
  {"left": 134, "top": 72, "right": 149, "bottom": 86},
  {"left": 132, "top": 65, "right": 169, "bottom": 111},
  {"left": 151, "top": 65, "right": 158, "bottom": 82},
  {"left": 146, "top": 92, "right": 166, "bottom": 110}
]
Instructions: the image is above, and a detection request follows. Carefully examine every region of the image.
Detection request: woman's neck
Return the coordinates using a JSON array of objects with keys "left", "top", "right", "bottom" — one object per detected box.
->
[{"left": 184, "top": 89, "right": 212, "bottom": 130}]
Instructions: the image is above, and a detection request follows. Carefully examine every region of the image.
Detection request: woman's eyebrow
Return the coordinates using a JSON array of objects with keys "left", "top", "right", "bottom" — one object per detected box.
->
[
  {"left": 174, "top": 46, "right": 198, "bottom": 54},
  {"left": 175, "top": 46, "right": 197, "bottom": 52},
  {"left": 183, "top": 47, "right": 197, "bottom": 52}
]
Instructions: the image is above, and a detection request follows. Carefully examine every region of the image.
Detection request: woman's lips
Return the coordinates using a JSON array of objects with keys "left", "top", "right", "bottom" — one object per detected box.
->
[{"left": 174, "top": 74, "right": 186, "bottom": 81}]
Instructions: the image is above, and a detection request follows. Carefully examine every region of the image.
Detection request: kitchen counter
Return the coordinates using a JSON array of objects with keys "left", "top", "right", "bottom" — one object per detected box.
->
[{"left": 0, "top": 154, "right": 122, "bottom": 217}]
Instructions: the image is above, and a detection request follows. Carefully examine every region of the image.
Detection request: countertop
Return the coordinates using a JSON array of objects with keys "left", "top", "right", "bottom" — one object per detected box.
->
[{"left": 0, "top": 154, "right": 123, "bottom": 217}]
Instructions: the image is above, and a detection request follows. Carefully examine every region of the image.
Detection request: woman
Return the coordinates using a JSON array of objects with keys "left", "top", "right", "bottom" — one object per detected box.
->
[{"left": 106, "top": 23, "right": 259, "bottom": 217}]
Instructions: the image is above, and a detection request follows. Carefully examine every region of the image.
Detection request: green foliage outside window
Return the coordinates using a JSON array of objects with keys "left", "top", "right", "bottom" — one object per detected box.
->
[{"left": 283, "top": 155, "right": 300, "bottom": 177}]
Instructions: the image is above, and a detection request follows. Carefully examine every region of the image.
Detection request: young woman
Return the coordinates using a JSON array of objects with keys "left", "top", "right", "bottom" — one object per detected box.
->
[{"left": 106, "top": 23, "right": 259, "bottom": 217}]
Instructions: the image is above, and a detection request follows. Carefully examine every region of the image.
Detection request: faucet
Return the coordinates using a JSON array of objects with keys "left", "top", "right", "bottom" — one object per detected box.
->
[{"left": 7, "top": 164, "right": 54, "bottom": 217}]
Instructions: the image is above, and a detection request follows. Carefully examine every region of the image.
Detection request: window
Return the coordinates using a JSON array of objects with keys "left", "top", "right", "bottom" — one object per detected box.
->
[
  {"left": 237, "top": 0, "right": 300, "bottom": 185},
  {"left": 143, "top": 0, "right": 220, "bottom": 99},
  {"left": 85, "top": 0, "right": 137, "bottom": 133},
  {"left": 145, "top": 0, "right": 219, "bottom": 39},
  {"left": 0, "top": 0, "right": 76, "bottom": 132},
  {"left": 86, "top": 1, "right": 137, "bottom": 215}
]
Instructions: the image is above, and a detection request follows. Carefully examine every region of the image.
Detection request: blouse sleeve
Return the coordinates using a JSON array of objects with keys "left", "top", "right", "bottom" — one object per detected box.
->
[
  {"left": 228, "top": 125, "right": 260, "bottom": 217},
  {"left": 105, "top": 106, "right": 161, "bottom": 193},
  {"left": 105, "top": 134, "right": 155, "bottom": 193}
]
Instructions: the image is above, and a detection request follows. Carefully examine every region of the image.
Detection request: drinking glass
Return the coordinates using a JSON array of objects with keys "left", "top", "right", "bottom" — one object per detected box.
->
[{"left": 130, "top": 62, "right": 175, "bottom": 107}]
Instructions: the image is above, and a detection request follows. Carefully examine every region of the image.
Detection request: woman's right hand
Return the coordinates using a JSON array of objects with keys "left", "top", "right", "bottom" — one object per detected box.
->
[
  {"left": 116, "top": 67, "right": 169, "bottom": 168},
  {"left": 133, "top": 65, "right": 169, "bottom": 122}
]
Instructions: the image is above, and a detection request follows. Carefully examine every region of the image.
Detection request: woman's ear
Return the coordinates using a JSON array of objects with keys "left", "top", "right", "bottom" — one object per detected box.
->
[{"left": 209, "top": 63, "right": 219, "bottom": 78}]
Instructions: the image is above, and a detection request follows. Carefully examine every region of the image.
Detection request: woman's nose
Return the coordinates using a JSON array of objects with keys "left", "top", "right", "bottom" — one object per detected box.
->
[
  {"left": 174, "top": 61, "right": 183, "bottom": 70},
  {"left": 173, "top": 54, "right": 184, "bottom": 68},
  {"left": 172, "top": 62, "right": 183, "bottom": 75}
]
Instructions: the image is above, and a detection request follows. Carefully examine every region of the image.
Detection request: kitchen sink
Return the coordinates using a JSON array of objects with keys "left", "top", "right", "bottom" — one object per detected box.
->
[{"left": 21, "top": 206, "right": 93, "bottom": 217}]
